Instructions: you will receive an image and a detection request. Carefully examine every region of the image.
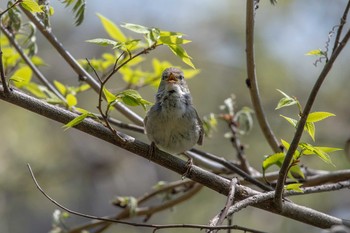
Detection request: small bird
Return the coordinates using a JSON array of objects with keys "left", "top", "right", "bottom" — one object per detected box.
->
[{"left": 144, "top": 67, "right": 203, "bottom": 162}]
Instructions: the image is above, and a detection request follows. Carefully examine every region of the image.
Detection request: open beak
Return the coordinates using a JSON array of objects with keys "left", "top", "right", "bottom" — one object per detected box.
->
[{"left": 166, "top": 72, "right": 178, "bottom": 83}]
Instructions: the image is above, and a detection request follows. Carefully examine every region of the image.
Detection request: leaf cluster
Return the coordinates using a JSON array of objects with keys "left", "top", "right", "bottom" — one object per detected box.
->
[{"left": 262, "top": 90, "right": 341, "bottom": 191}]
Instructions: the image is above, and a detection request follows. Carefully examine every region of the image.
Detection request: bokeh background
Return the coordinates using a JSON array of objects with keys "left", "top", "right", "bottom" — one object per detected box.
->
[{"left": 1, "top": 1, "right": 350, "bottom": 232}]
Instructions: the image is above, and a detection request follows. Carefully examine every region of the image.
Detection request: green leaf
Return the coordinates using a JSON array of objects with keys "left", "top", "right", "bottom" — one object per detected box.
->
[
  {"left": 305, "top": 49, "right": 324, "bottom": 56},
  {"left": 103, "top": 88, "right": 117, "bottom": 104},
  {"left": 121, "top": 23, "right": 152, "bottom": 34},
  {"left": 21, "top": 0, "right": 43, "bottom": 13},
  {"left": 305, "top": 122, "right": 315, "bottom": 141},
  {"left": 285, "top": 183, "right": 303, "bottom": 193},
  {"left": 25, "top": 83, "right": 47, "bottom": 98},
  {"left": 97, "top": 13, "right": 126, "bottom": 42},
  {"left": 66, "top": 94, "right": 77, "bottom": 108},
  {"left": 10, "top": 66, "right": 32, "bottom": 88},
  {"left": 281, "top": 139, "right": 290, "bottom": 150},
  {"left": 275, "top": 89, "right": 298, "bottom": 109},
  {"left": 289, "top": 164, "right": 305, "bottom": 179},
  {"left": 280, "top": 115, "right": 298, "bottom": 127},
  {"left": 167, "top": 44, "right": 195, "bottom": 69},
  {"left": 116, "top": 89, "right": 152, "bottom": 110},
  {"left": 86, "top": 38, "right": 118, "bottom": 47},
  {"left": 299, "top": 143, "right": 335, "bottom": 165},
  {"left": 262, "top": 152, "right": 285, "bottom": 171},
  {"left": 307, "top": 112, "right": 335, "bottom": 123},
  {"left": 302, "top": 146, "right": 342, "bottom": 155},
  {"left": 54, "top": 80, "right": 67, "bottom": 95},
  {"left": 63, "top": 112, "right": 95, "bottom": 130},
  {"left": 159, "top": 35, "right": 191, "bottom": 45}
]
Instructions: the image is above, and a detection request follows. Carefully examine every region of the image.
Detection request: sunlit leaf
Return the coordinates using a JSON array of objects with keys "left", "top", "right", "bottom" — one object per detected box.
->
[
  {"left": 21, "top": 0, "right": 43, "bottom": 13},
  {"left": 289, "top": 164, "right": 305, "bottom": 179},
  {"left": 10, "top": 66, "right": 32, "bottom": 88},
  {"left": 280, "top": 115, "right": 298, "bottom": 127},
  {"left": 182, "top": 69, "right": 200, "bottom": 79},
  {"left": 66, "top": 93, "right": 77, "bottom": 108},
  {"left": 121, "top": 23, "right": 151, "bottom": 34},
  {"left": 116, "top": 89, "right": 152, "bottom": 110},
  {"left": 103, "top": 88, "right": 117, "bottom": 104},
  {"left": 262, "top": 152, "right": 285, "bottom": 171},
  {"left": 305, "top": 122, "right": 315, "bottom": 141},
  {"left": 307, "top": 112, "right": 335, "bottom": 123},
  {"left": 31, "top": 56, "right": 46, "bottom": 66},
  {"left": 25, "top": 83, "right": 47, "bottom": 98},
  {"left": 285, "top": 183, "right": 303, "bottom": 193},
  {"left": 167, "top": 44, "right": 195, "bottom": 69},
  {"left": 276, "top": 89, "right": 298, "bottom": 110},
  {"left": 299, "top": 143, "right": 335, "bottom": 165},
  {"left": 86, "top": 38, "right": 118, "bottom": 47},
  {"left": 97, "top": 13, "right": 126, "bottom": 42},
  {"left": 54, "top": 80, "right": 67, "bottom": 95},
  {"left": 63, "top": 112, "right": 95, "bottom": 130},
  {"left": 305, "top": 49, "right": 324, "bottom": 56}
]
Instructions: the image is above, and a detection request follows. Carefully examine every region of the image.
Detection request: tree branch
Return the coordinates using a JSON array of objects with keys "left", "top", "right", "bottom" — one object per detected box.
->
[
  {"left": 0, "top": 85, "right": 346, "bottom": 229},
  {"left": 274, "top": 28, "right": 350, "bottom": 207},
  {"left": 245, "top": 0, "right": 281, "bottom": 153}
]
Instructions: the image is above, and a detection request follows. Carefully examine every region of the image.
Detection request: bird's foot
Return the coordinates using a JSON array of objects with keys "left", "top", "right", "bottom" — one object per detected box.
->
[
  {"left": 148, "top": 142, "right": 157, "bottom": 161},
  {"left": 182, "top": 153, "right": 193, "bottom": 179}
]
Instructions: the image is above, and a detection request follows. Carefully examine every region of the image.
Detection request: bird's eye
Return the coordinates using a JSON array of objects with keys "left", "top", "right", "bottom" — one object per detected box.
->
[{"left": 178, "top": 75, "right": 184, "bottom": 80}]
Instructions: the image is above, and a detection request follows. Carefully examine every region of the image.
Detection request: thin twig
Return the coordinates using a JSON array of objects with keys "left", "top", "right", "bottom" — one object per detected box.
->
[
  {"left": 245, "top": 0, "right": 281, "bottom": 153},
  {"left": 27, "top": 163, "right": 263, "bottom": 233},
  {"left": 208, "top": 178, "right": 238, "bottom": 233},
  {"left": 274, "top": 28, "right": 350, "bottom": 208},
  {"left": 331, "top": 0, "right": 350, "bottom": 54},
  {"left": 191, "top": 148, "right": 273, "bottom": 191},
  {"left": 0, "top": 0, "right": 21, "bottom": 18}
]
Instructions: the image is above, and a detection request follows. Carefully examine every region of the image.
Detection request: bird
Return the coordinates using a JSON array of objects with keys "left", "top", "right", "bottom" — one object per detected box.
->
[{"left": 144, "top": 67, "right": 203, "bottom": 173}]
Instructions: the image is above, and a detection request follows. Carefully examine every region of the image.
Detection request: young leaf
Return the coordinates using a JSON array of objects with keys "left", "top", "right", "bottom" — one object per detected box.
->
[
  {"left": 262, "top": 152, "right": 285, "bottom": 172},
  {"left": 275, "top": 89, "right": 298, "bottom": 109},
  {"left": 63, "top": 112, "right": 91, "bottom": 130},
  {"left": 121, "top": 23, "right": 151, "bottom": 34},
  {"left": 86, "top": 38, "right": 118, "bottom": 47},
  {"left": 54, "top": 80, "right": 67, "bottom": 95},
  {"left": 280, "top": 115, "right": 298, "bottom": 127},
  {"left": 21, "top": 0, "right": 43, "bottom": 13},
  {"left": 299, "top": 143, "right": 335, "bottom": 165},
  {"left": 281, "top": 139, "right": 290, "bottom": 150},
  {"left": 305, "top": 49, "right": 324, "bottom": 56},
  {"left": 167, "top": 44, "right": 195, "bottom": 69},
  {"left": 285, "top": 183, "right": 303, "bottom": 193},
  {"left": 116, "top": 89, "right": 152, "bottom": 110},
  {"left": 66, "top": 93, "right": 77, "bottom": 108},
  {"left": 307, "top": 112, "right": 335, "bottom": 123},
  {"left": 97, "top": 13, "right": 126, "bottom": 42},
  {"left": 10, "top": 66, "right": 33, "bottom": 88},
  {"left": 103, "top": 88, "right": 117, "bottom": 104},
  {"left": 305, "top": 122, "right": 315, "bottom": 141}
]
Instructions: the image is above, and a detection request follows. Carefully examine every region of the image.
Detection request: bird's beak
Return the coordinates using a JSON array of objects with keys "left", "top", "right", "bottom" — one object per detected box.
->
[{"left": 166, "top": 72, "right": 178, "bottom": 83}]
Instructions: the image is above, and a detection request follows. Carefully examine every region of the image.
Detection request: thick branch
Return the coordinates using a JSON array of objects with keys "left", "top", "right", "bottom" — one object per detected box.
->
[
  {"left": 245, "top": 0, "right": 281, "bottom": 153},
  {"left": 0, "top": 85, "right": 345, "bottom": 229}
]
